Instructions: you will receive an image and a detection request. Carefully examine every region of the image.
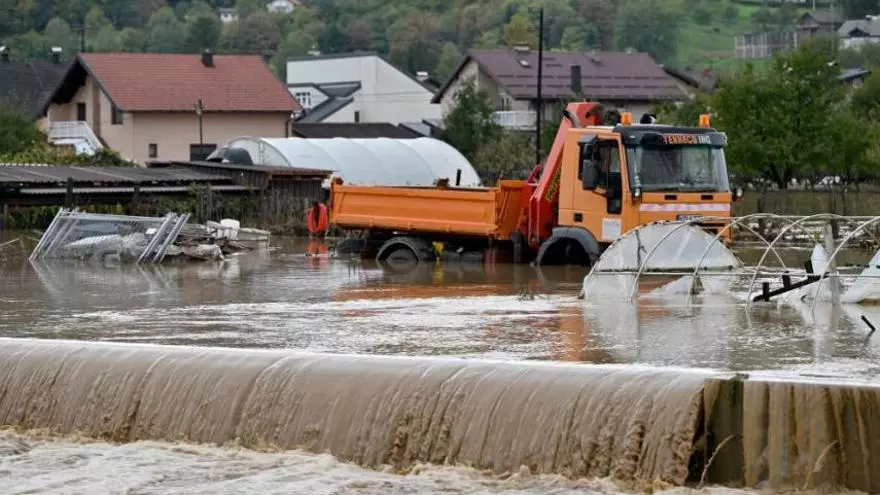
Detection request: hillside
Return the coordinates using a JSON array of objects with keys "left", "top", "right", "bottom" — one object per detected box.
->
[{"left": 0, "top": 0, "right": 873, "bottom": 81}]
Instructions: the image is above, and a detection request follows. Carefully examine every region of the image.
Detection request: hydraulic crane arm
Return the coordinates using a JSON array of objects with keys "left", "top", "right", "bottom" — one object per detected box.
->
[{"left": 519, "top": 102, "right": 605, "bottom": 248}]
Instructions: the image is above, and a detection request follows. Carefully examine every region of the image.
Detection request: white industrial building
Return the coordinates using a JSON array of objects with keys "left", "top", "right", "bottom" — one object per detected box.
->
[{"left": 286, "top": 52, "right": 442, "bottom": 126}]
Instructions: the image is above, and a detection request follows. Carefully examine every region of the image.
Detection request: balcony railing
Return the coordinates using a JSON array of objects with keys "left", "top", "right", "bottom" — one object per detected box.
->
[
  {"left": 47, "top": 121, "right": 103, "bottom": 154},
  {"left": 491, "top": 111, "right": 537, "bottom": 130}
]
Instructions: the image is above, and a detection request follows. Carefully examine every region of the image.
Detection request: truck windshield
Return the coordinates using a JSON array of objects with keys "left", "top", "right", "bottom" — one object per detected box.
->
[{"left": 626, "top": 145, "right": 730, "bottom": 192}]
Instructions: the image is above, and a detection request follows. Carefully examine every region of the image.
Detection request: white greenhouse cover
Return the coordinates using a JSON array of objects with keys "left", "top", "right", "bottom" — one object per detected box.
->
[
  {"left": 591, "top": 223, "right": 742, "bottom": 273},
  {"left": 224, "top": 136, "right": 482, "bottom": 187}
]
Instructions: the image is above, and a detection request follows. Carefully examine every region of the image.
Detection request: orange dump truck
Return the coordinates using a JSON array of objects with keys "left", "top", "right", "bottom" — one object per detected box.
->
[{"left": 331, "top": 102, "right": 742, "bottom": 267}]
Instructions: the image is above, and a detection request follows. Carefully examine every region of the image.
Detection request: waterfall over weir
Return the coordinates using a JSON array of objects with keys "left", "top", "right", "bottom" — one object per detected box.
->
[{"left": 1, "top": 339, "right": 880, "bottom": 492}]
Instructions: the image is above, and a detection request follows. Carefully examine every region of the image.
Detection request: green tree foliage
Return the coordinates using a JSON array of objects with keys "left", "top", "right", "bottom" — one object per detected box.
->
[
  {"left": 185, "top": 14, "right": 221, "bottom": 52},
  {"left": 713, "top": 46, "right": 873, "bottom": 188},
  {"left": 503, "top": 12, "right": 537, "bottom": 48},
  {"left": 434, "top": 42, "right": 462, "bottom": 83},
  {"left": 0, "top": 108, "right": 45, "bottom": 156},
  {"left": 146, "top": 7, "right": 187, "bottom": 53},
  {"left": 473, "top": 132, "right": 534, "bottom": 184},
  {"left": 440, "top": 83, "right": 502, "bottom": 163},
  {"left": 613, "top": 0, "right": 678, "bottom": 63}
]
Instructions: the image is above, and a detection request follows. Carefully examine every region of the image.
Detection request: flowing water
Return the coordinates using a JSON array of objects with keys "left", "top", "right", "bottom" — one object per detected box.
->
[{"left": 1, "top": 236, "right": 879, "bottom": 493}]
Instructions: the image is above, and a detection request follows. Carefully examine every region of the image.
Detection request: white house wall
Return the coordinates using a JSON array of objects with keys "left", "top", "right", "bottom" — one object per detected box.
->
[
  {"left": 286, "top": 55, "right": 439, "bottom": 124},
  {"left": 321, "top": 103, "right": 357, "bottom": 123}
]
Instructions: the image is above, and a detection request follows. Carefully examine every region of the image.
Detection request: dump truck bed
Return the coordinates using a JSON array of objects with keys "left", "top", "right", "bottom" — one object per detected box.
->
[{"left": 330, "top": 180, "right": 526, "bottom": 240}]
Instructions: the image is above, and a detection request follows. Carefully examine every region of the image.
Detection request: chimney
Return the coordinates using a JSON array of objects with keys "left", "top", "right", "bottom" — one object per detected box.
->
[
  {"left": 201, "top": 49, "right": 214, "bottom": 67},
  {"left": 416, "top": 71, "right": 429, "bottom": 82},
  {"left": 570, "top": 64, "right": 582, "bottom": 95},
  {"left": 0, "top": 46, "right": 8, "bottom": 63},
  {"left": 51, "top": 46, "right": 62, "bottom": 64},
  {"left": 262, "top": 52, "right": 272, "bottom": 63},
  {"left": 307, "top": 49, "right": 321, "bottom": 56}
]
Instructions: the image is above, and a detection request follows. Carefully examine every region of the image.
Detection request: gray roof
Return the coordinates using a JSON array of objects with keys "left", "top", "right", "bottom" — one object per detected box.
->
[
  {"left": 317, "top": 81, "right": 361, "bottom": 98},
  {"left": 839, "top": 18, "right": 880, "bottom": 37},
  {"left": 297, "top": 96, "right": 353, "bottom": 122},
  {"left": 0, "top": 58, "right": 69, "bottom": 119},
  {"left": 801, "top": 10, "right": 844, "bottom": 25},
  {"left": 0, "top": 164, "right": 228, "bottom": 185},
  {"left": 432, "top": 49, "right": 686, "bottom": 103},
  {"left": 291, "top": 123, "right": 422, "bottom": 139}
]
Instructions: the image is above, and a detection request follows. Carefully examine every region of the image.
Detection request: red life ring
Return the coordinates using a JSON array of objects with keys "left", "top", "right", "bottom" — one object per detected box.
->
[{"left": 307, "top": 203, "right": 329, "bottom": 235}]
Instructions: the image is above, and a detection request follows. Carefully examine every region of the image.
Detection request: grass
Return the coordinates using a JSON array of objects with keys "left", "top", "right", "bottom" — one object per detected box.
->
[{"left": 670, "top": 0, "right": 813, "bottom": 73}]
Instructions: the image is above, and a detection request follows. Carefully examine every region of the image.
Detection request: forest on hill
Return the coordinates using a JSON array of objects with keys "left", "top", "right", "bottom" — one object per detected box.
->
[{"left": 3, "top": 0, "right": 880, "bottom": 80}]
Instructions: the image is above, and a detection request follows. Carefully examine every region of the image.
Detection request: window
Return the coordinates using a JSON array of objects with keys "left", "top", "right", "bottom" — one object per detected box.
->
[
  {"left": 76, "top": 102, "right": 86, "bottom": 121},
  {"left": 295, "top": 91, "right": 312, "bottom": 109},
  {"left": 354, "top": 110, "right": 360, "bottom": 123},
  {"left": 148, "top": 143, "right": 158, "bottom": 159},
  {"left": 626, "top": 144, "right": 730, "bottom": 193},
  {"left": 111, "top": 104, "right": 123, "bottom": 125},
  {"left": 190, "top": 144, "right": 217, "bottom": 161},
  {"left": 580, "top": 139, "right": 620, "bottom": 190}
]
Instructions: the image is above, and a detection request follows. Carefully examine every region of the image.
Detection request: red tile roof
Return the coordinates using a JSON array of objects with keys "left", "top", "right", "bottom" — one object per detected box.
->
[
  {"left": 77, "top": 52, "right": 300, "bottom": 113},
  {"left": 432, "top": 49, "right": 686, "bottom": 103}
]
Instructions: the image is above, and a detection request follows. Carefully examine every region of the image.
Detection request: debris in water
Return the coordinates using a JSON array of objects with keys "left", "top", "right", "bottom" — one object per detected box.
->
[{"left": 29, "top": 208, "right": 269, "bottom": 264}]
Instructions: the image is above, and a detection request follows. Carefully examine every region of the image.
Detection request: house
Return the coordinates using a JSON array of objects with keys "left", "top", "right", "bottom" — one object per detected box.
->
[
  {"left": 663, "top": 66, "right": 717, "bottom": 95},
  {"left": 267, "top": 0, "right": 299, "bottom": 14},
  {"left": 218, "top": 8, "right": 238, "bottom": 23},
  {"left": 838, "top": 16, "right": 880, "bottom": 50},
  {"left": 797, "top": 10, "right": 844, "bottom": 39},
  {"left": 290, "top": 122, "right": 423, "bottom": 139},
  {"left": 42, "top": 51, "right": 300, "bottom": 164},
  {"left": 0, "top": 47, "right": 68, "bottom": 127},
  {"left": 286, "top": 52, "right": 441, "bottom": 124},
  {"left": 431, "top": 48, "right": 687, "bottom": 131}
]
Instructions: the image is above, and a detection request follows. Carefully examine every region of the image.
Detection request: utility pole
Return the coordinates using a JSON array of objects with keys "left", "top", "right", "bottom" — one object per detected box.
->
[
  {"left": 195, "top": 98, "right": 205, "bottom": 150},
  {"left": 535, "top": 6, "right": 544, "bottom": 167}
]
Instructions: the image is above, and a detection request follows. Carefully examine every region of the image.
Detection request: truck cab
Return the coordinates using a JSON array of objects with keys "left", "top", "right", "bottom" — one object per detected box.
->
[{"left": 557, "top": 116, "right": 735, "bottom": 250}]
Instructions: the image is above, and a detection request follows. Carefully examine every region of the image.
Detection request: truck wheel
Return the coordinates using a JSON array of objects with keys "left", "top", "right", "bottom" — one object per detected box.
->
[
  {"left": 536, "top": 238, "right": 593, "bottom": 267},
  {"left": 376, "top": 236, "right": 434, "bottom": 272}
]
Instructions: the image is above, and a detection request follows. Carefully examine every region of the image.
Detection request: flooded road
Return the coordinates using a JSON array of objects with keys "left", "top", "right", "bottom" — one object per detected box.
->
[{"left": 2, "top": 238, "right": 880, "bottom": 378}]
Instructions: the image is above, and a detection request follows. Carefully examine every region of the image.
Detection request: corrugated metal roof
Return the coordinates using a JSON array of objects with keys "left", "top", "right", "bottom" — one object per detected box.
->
[{"left": 0, "top": 165, "right": 229, "bottom": 185}]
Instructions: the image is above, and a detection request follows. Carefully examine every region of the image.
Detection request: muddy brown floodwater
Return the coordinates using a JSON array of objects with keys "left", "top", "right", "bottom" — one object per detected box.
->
[{"left": 1, "top": 235, "right": 879, "bottom": 493}]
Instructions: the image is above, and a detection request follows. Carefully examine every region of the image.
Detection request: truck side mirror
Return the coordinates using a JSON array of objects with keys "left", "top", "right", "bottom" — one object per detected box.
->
[{"left": 580, "top": 144, "right": 598, "bottom": 190}]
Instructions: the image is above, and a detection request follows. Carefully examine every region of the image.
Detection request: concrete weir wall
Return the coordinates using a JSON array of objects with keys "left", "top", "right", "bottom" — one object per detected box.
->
[{"left": 0, "top": 338, "right": 878, "bottom": 492}]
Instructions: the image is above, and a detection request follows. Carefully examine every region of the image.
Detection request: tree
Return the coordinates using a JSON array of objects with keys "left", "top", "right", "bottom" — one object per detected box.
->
[
  {"left": 44, "top": 17, "right": 76, "bottom": 53},
  {"left": 560, "top": 24, "right": 599, "bottom": 51},
  {"left": 94, "top": 25, "right": 122, "bottom": 51},
  {"left": 119, "top": 28, "right": 147, "bottom": 52},
  {"left": 851, "top": 72, "right": 880, "bottom": 122},
  {"left": 386, "top": 11, "right": 441, "bottom": 74},
  {"left": 434, "top": 42, "right": 462, "bottom": 83},
  {"left": 272, "top": 31, "right": 317, "bottom": 78},
  {"left": 224, "top": 12, "right": 282, "bottom": 54},
  {"left": 146, "top": 7, "right": 186, "bottom": 52},
  {"left": 712, "top": 46, "right": 850, "bottom": 188},
  {"left": 185, "top": 14, "right": 221, "bottom": 52},
  {"left": 723, "top": 4, "right": 740, "bottom": 24},
  {"left": 440, "top": 82, "right": 503, "bottom": 163},
  {"left": 473, "top": 132, "right": 534, "bottom": 184},
  {"left": 613, "top": 0, "right": 679, "bottom": 62},
  {"left": 84, "top": 6, "right": 110, "bottom": 40},
  {"left": 0, "top": 107, "right": 45, "bottom": 156},
  {"left": 841, "top": 0, "right": 879, "bottom": 18},
  {"left": 503, "top": 12, "right": 537, "bottom": 48}
]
